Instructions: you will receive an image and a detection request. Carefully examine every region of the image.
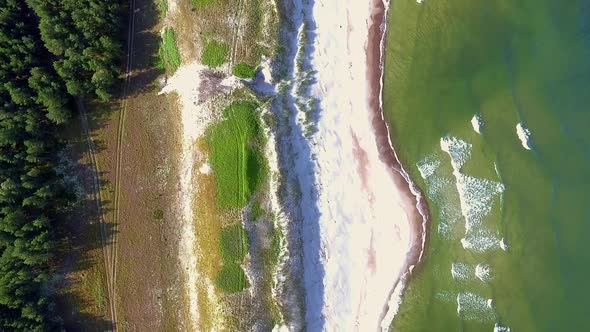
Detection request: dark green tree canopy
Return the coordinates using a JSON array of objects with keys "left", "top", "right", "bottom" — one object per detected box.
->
[{"left": 0, "top": 0, "right": 123, "bottom": 329}]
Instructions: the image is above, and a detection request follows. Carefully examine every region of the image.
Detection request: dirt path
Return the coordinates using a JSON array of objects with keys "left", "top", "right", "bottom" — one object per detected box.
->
[
  {"left": 229, "top": 0, "right": 246, "bottom": 69},
  {"left": 110, "top": 0, "right": 137, "bottom": 330},
  {"left": 76, "top": 99, "right": 117, "bottom": 327},
  {"left": 76, "top": 1, "right": 138, "bottom": 330}
]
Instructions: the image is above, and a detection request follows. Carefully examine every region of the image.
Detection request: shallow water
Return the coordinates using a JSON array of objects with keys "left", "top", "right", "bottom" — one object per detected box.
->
[{"left": 383, "top": 0, "right": 590, "bottom": 330}]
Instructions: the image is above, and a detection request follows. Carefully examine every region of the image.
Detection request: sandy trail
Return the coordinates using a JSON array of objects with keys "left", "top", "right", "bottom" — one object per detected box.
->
[{"left": 159, "top": 62, "right": 238, "bottom": 329}]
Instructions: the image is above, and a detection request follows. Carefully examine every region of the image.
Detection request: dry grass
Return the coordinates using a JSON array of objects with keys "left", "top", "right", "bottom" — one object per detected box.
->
[
  {"left": 58, "top": 0, "right": 189, "bottom": 330},
  {"left": 53, "top": 99, "right": 113, "bottom": 330},
  {"left": 171, "top": 0, "right": 278, "bottom": 71},
  {"left": 193, "top": 140, "right": 224, "bottom": 330}
]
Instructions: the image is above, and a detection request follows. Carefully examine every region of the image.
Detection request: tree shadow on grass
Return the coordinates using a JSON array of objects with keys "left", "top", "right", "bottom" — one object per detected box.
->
[
  {"left": 54, "top": 124, "right": 118, "bottom": 330},
  {"left": 54, "top": 0, "right": 165, "bottom": 328},
  {"left": 125, "top": 0, "right": 166, "bottom": 97}
]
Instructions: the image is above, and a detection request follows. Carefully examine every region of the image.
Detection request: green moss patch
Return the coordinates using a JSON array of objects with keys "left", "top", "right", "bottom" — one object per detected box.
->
[
  {"left": 157, "top": 28, "right": 181, "bottom": 73},
  {"left": 201, "top": 40, "right": 230, "bottom": 68},
  {"left": 250, "top": 201, "right": 266, "bottom": 221},
  {"left": 152, "top": 209, "right": 164, "bottom": 222},
  {"left": 157, "top": 0, "right": 168, "bottom": 18},
  {"left": 192, "top": 0, "right": 215, "bottom": 8},
  {"left": 205, "top": 100, "right": 267, "bottom": 209},
  {"left": 219, "top": 224, "right": 249, "bottom": 263},
  {"left": 215, "top": 263, "right": 249, "bottom": 293},
  {"left": 232, "top": 62, "right": 257, "bottom": 79}
]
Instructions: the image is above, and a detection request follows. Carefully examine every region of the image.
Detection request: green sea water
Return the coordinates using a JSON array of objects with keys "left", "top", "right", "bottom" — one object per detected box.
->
[{"left": 383, "top": 0, "right": 590, "bottom": 331}]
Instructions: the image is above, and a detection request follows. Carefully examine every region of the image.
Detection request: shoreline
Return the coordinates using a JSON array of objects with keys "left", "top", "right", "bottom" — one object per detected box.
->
[
  {"left": 365, "top": 0, "right": 430, "bottom": 328},
  {"left": 300, "top": 0, "right": 427, "bottom": 329}
]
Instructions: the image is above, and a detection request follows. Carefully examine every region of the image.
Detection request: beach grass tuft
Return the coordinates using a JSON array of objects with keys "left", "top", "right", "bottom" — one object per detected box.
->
[
  {"left": 215, "top": 263, "right": 249, "bottom": 293},
  {"left": 219, "top": 224, "right": 249, "bottom": 263},
  {"left": 192, "top": 0, "right": 215, "bottom": 8},
  {"left": 202, "top": 40, "right": 230, "bottom": 68},
  {"left": 157, "top": 0, "right": 167, "bottom": 18},
  {"left": 157, "top": 28, "right": 181, "bottom": 73},
  {"left": 232, "top": 62, "right": 257, "bottom": 79}
]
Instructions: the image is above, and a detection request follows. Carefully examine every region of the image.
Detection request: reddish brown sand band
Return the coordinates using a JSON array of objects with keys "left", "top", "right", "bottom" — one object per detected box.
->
[{"left": 366, "top": 0, "right": 431, "bottom": 326}]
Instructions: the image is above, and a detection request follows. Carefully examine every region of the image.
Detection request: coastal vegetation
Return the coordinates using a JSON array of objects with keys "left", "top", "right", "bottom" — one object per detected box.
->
[
  {"left": 192, "top": 0, "right": 214, "bottom": 8},
  {"left": 205, "top": 100, "right": 267, "bottom": 209},
  {"left": 164, "top": 0, "right": 280, "bottom": 328},
  {"left": 205, "top": 101, "right": 268, "bottom": 294},
  {"left": 232, "top": 63, "right": 257, "bottom": 79},
  {"left": 216, "top": 224, "right": 249, "bottom": 293},
  {"left": 219, "top": 224, "right": 249, "bottom": 263},
  {"left": 0, "top": 0, "right": 123, "bottom": 329},
  {"left": 157, "top": 28, "right": 181, "bottom": 73},
  {"left": 201, "top": 40, "right": 230, "bottom": 68}
]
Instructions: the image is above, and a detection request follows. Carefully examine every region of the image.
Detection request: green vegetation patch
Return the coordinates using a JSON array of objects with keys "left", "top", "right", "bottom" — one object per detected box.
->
[
  {"left": 192, "top": 0, "right": 215, "bottom": 8},
  {"left": 201, "top": 40, "right": 230, "bottom": 68},
  {"left": 158, "top": 28, "right": 181, "bottom": 73},
  {"left": 219, "top": 224, "right": 249, "bottom": 263},
  {"left": 232, "top": 62, "right": 257, "bottom": 79},
  {"left": 250, "top": 201, "right": 266, "bottom": 221},
  {"left": 215, "top": 263, "right": 249, "bottom": 293},
  {"left": 152, "top": 209, "right": 164, "bottom": 222},
  {"left": 157, "top": 0, "right": 168, "bottom": 18},
  {"left": 205, "top": 100, "right": 268, "bottom": 209}
]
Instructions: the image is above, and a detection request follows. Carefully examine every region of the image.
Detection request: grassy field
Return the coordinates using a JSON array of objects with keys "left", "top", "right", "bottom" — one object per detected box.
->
[
  {"left": 216, "top": 224, "right": 249, "bottom": 293},
  {"left": 157, "top": 0, "right": 167, "bottom": 18},
  {"left": 59, "top": 0, "right": 187, "bottom": 329},
  {"left": 158, "top": 28, "right": 181, "bottom": 73},
  {"left": 201, "top": 40, "right": 230, "bottom": 68},
  {"left": 220, "top": 224, "right": 249, "bottom": 262},
  {"left": 232, "top": 62, "right": 257, "bottom": 78},
  {"left": 172, "top": 0, "right": 277, "bottom": 68},
  {"left": 205, "top": 100, "right": 267, "bottom": 209},
  {"left": 205, "top": 100, "right": 268, "bottom": 296},
  {"left": 192, "top": 149, "right": 224, "bottom": 330},
  {"left": 161, "top": 0, "right": 280, "bottom": 328},
  {"left": 215, "top": 263, "right": 249, "bottom": 293},
  {"left": 192, "top": 0, "right": 214, "bottom": 8}
]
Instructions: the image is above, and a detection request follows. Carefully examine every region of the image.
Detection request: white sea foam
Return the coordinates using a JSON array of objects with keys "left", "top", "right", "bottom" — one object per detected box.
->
[
  {"left": 500, "top": 237, "right": 508, "bottom": 251},
  {"left": 471, "top": 114, "right": 483, "bottom": 134},
  {"left": 441, "top": 137, "right": 504, "bottom": 229},
  {"left": 417, "top": 155, "right": 463, "bottom": 238},
  {"left": 417, "top": 156, "right": 441, "bottom": 179},
  {"left": 516, "top": 122, "right": 532, "bottom": 150},
  {"left": 451, "top": 262, "right": 472, "bottom": 281},
  {"left": 457, "top": 175, "right": 505, "bottom": 233},
  {"left": 461, "top": 232, "right": 501, "bottom": 253},
  {"left": 494, "top": 323, "right": 512, "bottom": 332},
  {"left": 475, "top": 263, "right": 492, "bottom": 282},
  {"left": 440, "top": 136, "right": 472, "bottom": 170},
  {"left": 299, "top": 0, "right": 413, "bottom": 329},
  {"left": 456, "top": 292, "right": 495, "bottom": 321},
  {"left": 380, "top": 276, "right": 407, "bottom": 330}
]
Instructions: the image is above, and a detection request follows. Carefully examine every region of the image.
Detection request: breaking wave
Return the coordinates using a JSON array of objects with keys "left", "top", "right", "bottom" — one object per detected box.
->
[
  {"left": 456, "top": 292, "right": 495, "bottom": 321},
  {"left": 516, "top": 122, "right": 533, "bottom": 150}
]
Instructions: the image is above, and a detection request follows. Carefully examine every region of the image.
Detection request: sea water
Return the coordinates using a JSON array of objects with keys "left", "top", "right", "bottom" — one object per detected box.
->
[{"left": 383, "top": 0, "right": 590, "bottom": 330}]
